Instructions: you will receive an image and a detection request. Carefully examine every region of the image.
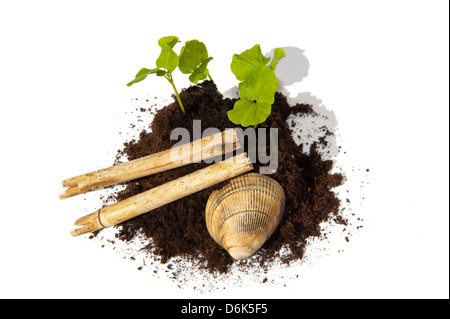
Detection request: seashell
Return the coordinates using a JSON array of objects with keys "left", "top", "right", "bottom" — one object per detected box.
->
[{"left": 205, "top": 173, "right": 286, "bottom": 260}]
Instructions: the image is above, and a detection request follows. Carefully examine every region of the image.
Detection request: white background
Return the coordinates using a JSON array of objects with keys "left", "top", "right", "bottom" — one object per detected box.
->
[{"left": 0, "top": 0, "right": 448, "bottom": 299}]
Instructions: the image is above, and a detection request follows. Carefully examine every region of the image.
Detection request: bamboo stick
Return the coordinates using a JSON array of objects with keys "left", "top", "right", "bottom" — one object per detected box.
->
[
  {"left": 61, "top": 129, "right": 241, "bottom": 199},
  {"left": 70, "top": 152, "right": 253, "bottom": 236}
]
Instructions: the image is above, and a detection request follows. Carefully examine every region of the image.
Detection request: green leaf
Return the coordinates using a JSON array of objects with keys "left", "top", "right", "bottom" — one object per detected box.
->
[
  {"left": 179, "top": 40, "right": 213, "bottom": 84},
  {"left": 178, "top": 40, "right": 209, "bottom": 74},
  {"left": 189, "top": 57, "right": 213, "bottom": 84},
  {"left": 230, "top": 44, "right": 271, "bottom": 81},
  {"left": 127, "top": 68, "right": 166, "bottom": 86},
  {"left": 227, "top": 44, "right": 285, "bottom": 127},
  {"left": 238, "top": 64, "right": 279, "bottom": 104},
  {"left": 227, "top": 99, "right": 272, "bottom": 127},
  {"left": 158, "top": 36, "right": 179, "bottom": 49},
  {"left": 268, "top": 47, "right": 286, "bottom": 71},
  {"left": 156, "top": 36, "right": 179, "bottom": 73}
]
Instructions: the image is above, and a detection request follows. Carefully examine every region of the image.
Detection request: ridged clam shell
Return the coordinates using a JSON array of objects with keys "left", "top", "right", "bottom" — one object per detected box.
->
[{"left": 205, "top": 173, "right": 286, "bottom": 260}]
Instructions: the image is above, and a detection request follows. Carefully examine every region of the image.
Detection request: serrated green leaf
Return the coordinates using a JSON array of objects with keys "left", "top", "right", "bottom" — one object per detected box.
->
[
  {"left": 127, "top": 68, "right": 166, "bottom": 86},
  {"left": 178, "top": 40, "right": 209, "bottom": 74},
  {"left": 156, "top": 36, "right": 179, "bottom": 73},
  {"left": 268, "top": 47, "right": 286, "bottom": 71},
  {"left": 227, "top": 99, "right": 272, "bottom": 127},
  {"left": 230, "top": 44, "right": 271, "bottom": 81},
  {"left": 189, "top": 57, "right": 213, "bottom": 84},
  {"left": 238, "top": 64, "right": 278, "bottom": 104}
]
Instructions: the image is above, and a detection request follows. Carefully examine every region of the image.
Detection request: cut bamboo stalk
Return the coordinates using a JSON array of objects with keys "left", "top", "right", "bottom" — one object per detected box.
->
[
  {"left": 61, "top": 129, "right": 241, "bottom": 199},
  {"left": 71, "top": 152, "right": 253, "bottom": 236}
]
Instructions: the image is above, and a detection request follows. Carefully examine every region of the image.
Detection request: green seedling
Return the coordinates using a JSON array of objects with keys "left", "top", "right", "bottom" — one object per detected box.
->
[
  {"left": 228, "top": 45, "right": 286, "bottom": 128},
  {"left": 127, "top": 36, "right": 186, "bottom": 114},
  {"left": 127, "top": 37, "right": 214, "bottom": 114}
]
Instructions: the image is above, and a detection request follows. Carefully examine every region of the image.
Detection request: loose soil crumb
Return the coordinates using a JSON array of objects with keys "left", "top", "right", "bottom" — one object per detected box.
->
[{"left": 95, "top": 80, "right": 347, "bottom": 278}]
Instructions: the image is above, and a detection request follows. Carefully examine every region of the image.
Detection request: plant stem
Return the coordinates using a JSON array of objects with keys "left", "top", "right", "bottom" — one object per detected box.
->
[
  {"left": 165, "top": 73, "right": 185, "bottom": 114},
  {"left": 208, "top": 73, "right": 214, "bottom": 83}
]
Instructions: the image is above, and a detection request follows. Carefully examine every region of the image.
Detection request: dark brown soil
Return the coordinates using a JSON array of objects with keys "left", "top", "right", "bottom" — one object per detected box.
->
[{"left": 106, "top": 80, "right": 344, "bottom": 273}]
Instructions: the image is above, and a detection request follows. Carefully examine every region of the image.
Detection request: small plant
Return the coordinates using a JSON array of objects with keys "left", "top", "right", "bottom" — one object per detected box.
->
[
  {"left": 127, "top": 36, "right": 186, "bottom": 114},
  {"left": 227, "top": 45, "right": 286, "bottom": 128},
  {"left": 127, "top": 36, "right": 213, "bottom": 115}
]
